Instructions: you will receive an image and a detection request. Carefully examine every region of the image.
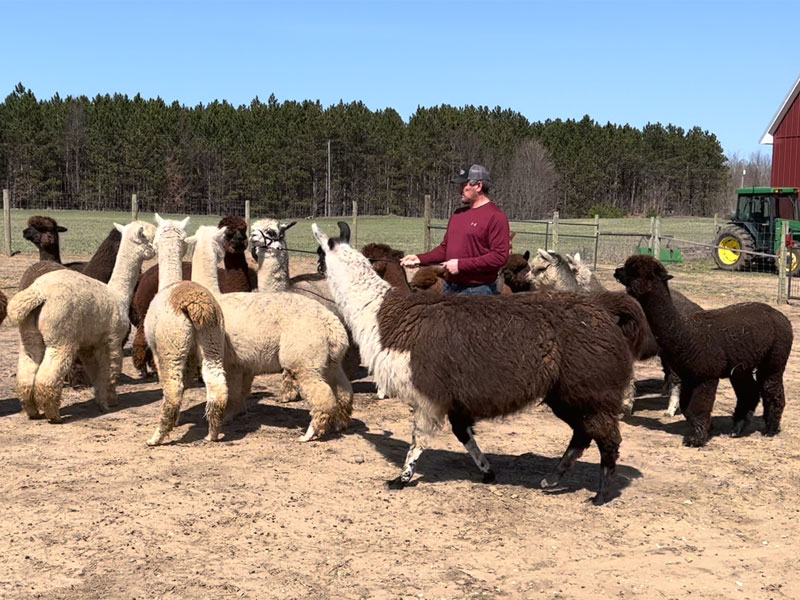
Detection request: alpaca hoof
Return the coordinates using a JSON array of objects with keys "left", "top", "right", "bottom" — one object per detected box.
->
[
  {"left": 682, "top": 435, "right": 707, "bottom": 448},
  {"left": 620, "top": 405, "right": 633, "bottom": 419},
  {"left": 730, "top": 422, "right": 748, "bottom": 438},
  {"left": 763, "top": 428, "right": 780, "bottom": 438},
  {"left": 540, "top": 474, "right": 560, "bottom": 489},
  {"left": 664, "top": 408, "right": 679, "bottom": 417},
  {"left": 204, "top": 433, "right": 222, "bottom": 442},
  {"left": 591, "top": 493, "right": 611, "bottom": 506},
  {"left": 298, "top": 422, "right": 316, "bottom": 442},
  {"left": 385, "top": 477, "right": 408, "bottom": 490},
  {"left": 482, "top": 470, "right": 496, "bottom": 484},
  {"left": 47, "top": 417, "right": 62, "bottom": 424},
  {"left": 146, "top": 433, "right": 165, "bottom": 446},
  {"left": 27, "top": 413, "right": 45, "bottom": 420}
]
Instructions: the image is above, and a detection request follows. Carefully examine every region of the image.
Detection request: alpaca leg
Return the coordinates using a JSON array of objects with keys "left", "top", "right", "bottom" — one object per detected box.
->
[
  {"left": 583, "top": 412, "right": 622, "bottom": 505},
  {"left": 682, "top": 380, "right": 718, "bottom": 447},
  {"left": 107, "top": 339, "right": 123, "bottom": 405},
  {"left": 448, "top": 411, "right": 495, "bottom": 483},
  {"left": 291, "top": 368, "right": 340, "bottom": 441},
  {"left": 730, "top": 371, "right": 760, "bottom": 437},
  {"left": 198, "top": 353, "right": 228, "bottom": 443},
  {"left": 34, "top": 345, "right": 75, "bottom": 424},
  {"left": 665, "top": 373, "right": 682, "bottom": 417},
  {"left": 132, "top": 326, "right": 151, "bottom": 378},
  {"left": 758, "top": 371, "right": 786, "bottom": 437},
  {"left": 540, "top": 428, "right": 592, "bottom": 489},
  {"left": 328, "top": 363, "right": 354, "bottom": 432},
  {"left": 278, "top": 370, "right": 302, "bottom": 403},
  {"left": 387, "top": 409, "right": 432, "bottom": 489},
  {"left": 147, "top": 355, "right": 185, "bottom": 446},
  {"left": 17, "top": 329, "right": 45, "bottom": 419},
  {"left": 620, "top": 377, "right": 636, "bottom": 417}
]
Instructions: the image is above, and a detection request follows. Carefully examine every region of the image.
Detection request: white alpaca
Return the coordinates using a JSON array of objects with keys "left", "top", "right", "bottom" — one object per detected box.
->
[
  {"left": 144, "top": 217, "right": 228, "bottom": 446},
  {"left": 8, "top": 221, "right": 156, "bottom": 422},
  {"left": 192, "top": 223, "right": 353, "bottom": 441}
]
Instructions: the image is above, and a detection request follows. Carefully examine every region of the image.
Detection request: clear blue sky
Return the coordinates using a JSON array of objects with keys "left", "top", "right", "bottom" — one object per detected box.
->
[{"left": 3, "top": 0, "right": 798, "bottom": 159}]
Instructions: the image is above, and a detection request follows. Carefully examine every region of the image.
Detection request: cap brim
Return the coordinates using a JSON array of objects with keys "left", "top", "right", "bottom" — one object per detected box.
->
[{"left": 451, "top": 174, "right": 469, "bottom": 184}]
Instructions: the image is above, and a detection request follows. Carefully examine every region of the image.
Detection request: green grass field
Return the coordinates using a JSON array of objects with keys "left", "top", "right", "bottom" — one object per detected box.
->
[{"left": 0, "top": 209, "right": 719, "bottom": 264}]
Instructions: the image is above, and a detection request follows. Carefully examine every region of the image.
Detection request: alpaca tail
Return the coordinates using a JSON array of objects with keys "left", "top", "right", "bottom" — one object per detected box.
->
[
  {"left": 170, "top": 281, "right": 225, "bottom": 333},
  {"left": 7, "top": 285, "right": 47, "bottom": 326},
  {"left": 320, "top": 309, "right": 350, "bottom": 365},
  {"left": 593, "top": 290, "right": 649, "bottom": 359}
]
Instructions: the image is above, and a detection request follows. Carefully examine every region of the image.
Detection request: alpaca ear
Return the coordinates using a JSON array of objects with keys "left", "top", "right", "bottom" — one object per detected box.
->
[
  {"left": 57, "top": 225, "right": 68, "bottom": 232},
  {"left": 179, "top": 216, "right": 191, "bottom": 230},
  {"left": 538, "top": 248, "right": 553, "bottom": 262},
  {"left": 661, "top": 272, "right": 673, "bottom": 282},
  {"left": 574, "top": 252, "right": 582, "bottom": 263},
  {"left": 136, "top": 226, "right": 148, "bottom": 244},
  {"left": 155, "top": 213, "right": 165, "bottom": 226},
  {"left": 523, "top": 250, "right": 530, "bottom": 261},
  {"left": 216, "top": 226, "right": 228, "bottom": 240},
  {"left": 281, "top": 221, "right": 297, "bottom": 235},
  {"left": 114, "top": 222, "right": 125, "bottom": 233}
]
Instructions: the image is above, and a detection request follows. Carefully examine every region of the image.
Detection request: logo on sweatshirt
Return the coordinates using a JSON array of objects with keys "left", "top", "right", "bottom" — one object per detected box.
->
[{"left": 470, "top": 222, "right": 478, "bottom": 227}]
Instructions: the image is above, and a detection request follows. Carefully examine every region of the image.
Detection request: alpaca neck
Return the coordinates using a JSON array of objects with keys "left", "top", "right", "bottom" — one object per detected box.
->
[
  {"left": 637, "top": 284, "right": 688, "bottom": 347},
  {"left": 191, "top": 238, "right": 222, "bottom": 296},
  {"left": 39, "top": 244, "right": 61, "bottom": 263},
  {"left": 157, "top": 235, "right": 186, "bottom": 291},
  {"left": 256, "top": 249, "right": 290, "bottom": 292},
  {"left": 224, "top": 250, "right": 250, "bottom": 273},
  {"left": 382, "top": 262, "right": 413, "bottom": 295},
  {"left": 107, "top": 240, "right": 147, "bottom": 309}
]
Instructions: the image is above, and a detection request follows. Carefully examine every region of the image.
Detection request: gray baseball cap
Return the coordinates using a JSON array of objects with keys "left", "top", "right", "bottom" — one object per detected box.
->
[{"left": 451, "top": 164, "right": 490, "bottom": 184}]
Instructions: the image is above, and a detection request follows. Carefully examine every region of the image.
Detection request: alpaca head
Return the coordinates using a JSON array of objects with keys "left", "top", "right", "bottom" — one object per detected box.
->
[
  {"left": 217, "top": 216, "right": 249, "bottom": 255},
  {"left": 361, "top": 243, "right": 404, "bottom": 278},
  {"left": 614, "top": 255, "right": 673, "bottom": 298},
  {"left": 153, "top": 213, "right": 191, "bottom": 255},
  {"left": 504, "top": 250, "right": 531, "bottom": 291},
  {"left": 114, "top": 221, "right": 157, "bottom": 262},
  {"left": 249, "top": 218, "right": 296, "bottom": 261},
  {"left": 529, "top": 249, "right": 579, "bottom": 291},
  {"left": 23, "top": 216, "right": 67, "bottom": 252},
  {"left": 188, "top": 225, "right": 228, "bottom": 265},
  {"left": 317, "top": 221, "right": 351, "bottom": 274},
  {"left": 312, "top": 222, "right": 378, "bottom": 286}
]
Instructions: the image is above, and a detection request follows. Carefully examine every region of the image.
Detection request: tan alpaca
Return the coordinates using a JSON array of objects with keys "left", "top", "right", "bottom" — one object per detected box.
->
[
  {"left": 8, "top": 221, "right": 156, "bottom": 423},
  {"left": 193, "top": 223, "right": 353, "bottom": 441},
  {"left": 144, "top": 217, "right": 228, "bottom": 446}
]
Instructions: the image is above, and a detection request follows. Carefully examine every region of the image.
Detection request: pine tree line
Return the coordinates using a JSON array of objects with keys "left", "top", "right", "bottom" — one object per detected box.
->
[{"left": 0, "top": 83, "right": 762, "bottom": 220}]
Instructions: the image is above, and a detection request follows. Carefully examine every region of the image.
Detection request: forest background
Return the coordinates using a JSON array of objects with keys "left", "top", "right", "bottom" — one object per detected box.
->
[{"left": 0, "top": 83, "right": 772, "bottom": 221}]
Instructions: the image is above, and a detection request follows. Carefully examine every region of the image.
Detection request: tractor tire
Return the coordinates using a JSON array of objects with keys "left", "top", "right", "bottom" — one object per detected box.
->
[
  {"left": 787, "top": 248, "right": 800, "bottom": 276},
  {"left": 713, "top": 225, "right": 756, "bottom": 271}
]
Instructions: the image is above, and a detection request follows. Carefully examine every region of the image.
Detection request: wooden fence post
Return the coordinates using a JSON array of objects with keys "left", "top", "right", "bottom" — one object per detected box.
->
[
  {"left": 131, "top": 194, "right": 138, "bottom": 221},
  {"left": 778, "top": 220, "right": 789, "bottom": 304},
  {"left": 244, "top": 200, "right": 251, "bottom": 234},
  {"left": 593, "top": 214, "right": 600, "bottom": 270},
  {"left": 352, "top": 200, "right": 358, "bottom": 248},
  {"left": 552, "top": 209, "right": 559, "bottom": 251},
  {"left": 654, "top": 216, "right": 662, "bottom": 260},
  {"left": 423, "top": 194, "right": 431, "bottom": 252},
  {"left": 649, "top": 216, "right": 655, "bottom": 251},
  {"left": 3, "top": 189, "right": 11, "bottom": 257}
]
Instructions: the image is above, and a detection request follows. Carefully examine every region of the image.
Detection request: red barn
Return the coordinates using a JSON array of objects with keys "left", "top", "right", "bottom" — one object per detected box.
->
[{"left": 762, "top": 73, "right": 800, "bottom": 186}]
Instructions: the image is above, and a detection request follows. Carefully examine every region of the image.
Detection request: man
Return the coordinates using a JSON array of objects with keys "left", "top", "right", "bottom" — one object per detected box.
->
[{"left": 400, "top": 164, "right": 510, "bottom": 295}]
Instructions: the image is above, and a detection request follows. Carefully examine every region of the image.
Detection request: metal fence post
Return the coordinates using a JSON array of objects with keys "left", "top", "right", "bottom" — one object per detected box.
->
[
  {"left": 3, "top": 189, "right": 11, "bottom": 257},
  {"left": 352, "top": 200, "right": 358, "bottom": 248},
  {"left": 778, "top": 220, "right": 789, "bottom": 304},
  {"left": 423, "top": 194, "right": 431, "bottom": 252},
  {"left": 131, "top": 194, "right": 138, "bottom": 221},
  {"left": 552, "top": 210, "right": 559, "bottom": 251}
]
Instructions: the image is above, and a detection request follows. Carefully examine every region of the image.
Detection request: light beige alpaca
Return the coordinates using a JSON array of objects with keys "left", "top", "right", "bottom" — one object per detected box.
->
[
  {"left": 8, "top": 221, "right": 156, "bottom": 422},
  {"left": 144, "top": 217, "right": 228, "bottom": 446},
  {"left": 565, "top": 252, "right": 605, "bottom": 292},
  {"left": 193, "top": 224, "right": 353, "bottom": 441}
]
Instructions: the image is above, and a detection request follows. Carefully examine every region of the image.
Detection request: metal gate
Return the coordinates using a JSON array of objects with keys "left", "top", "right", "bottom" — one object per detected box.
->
[{"left": 788, "top": 269, "right": 800, "bottom": 300}]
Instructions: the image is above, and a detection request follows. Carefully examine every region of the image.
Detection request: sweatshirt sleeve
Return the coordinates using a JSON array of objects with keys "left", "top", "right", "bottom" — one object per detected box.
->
[
  {"left": 457, "top": 212, "right": 510, "bottom": 274},
  {"left": 416, "top": 228, "right": 448, "bottom": 264}
]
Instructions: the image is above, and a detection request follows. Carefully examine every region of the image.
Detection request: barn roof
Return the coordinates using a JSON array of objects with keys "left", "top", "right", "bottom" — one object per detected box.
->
[{"left": 761, "top": 72, "right": 800, "bottom": 145}]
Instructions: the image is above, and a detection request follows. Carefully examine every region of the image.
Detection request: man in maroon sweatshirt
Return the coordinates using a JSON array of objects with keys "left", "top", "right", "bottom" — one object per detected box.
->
[{"left": 400, "top": 164, "right": 510, "bottom": 295}]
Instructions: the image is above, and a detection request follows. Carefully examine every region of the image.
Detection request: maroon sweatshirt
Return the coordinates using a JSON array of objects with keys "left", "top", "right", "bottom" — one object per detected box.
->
[{"left": 417, "top": 201, "right": 510, "bottom": 286}]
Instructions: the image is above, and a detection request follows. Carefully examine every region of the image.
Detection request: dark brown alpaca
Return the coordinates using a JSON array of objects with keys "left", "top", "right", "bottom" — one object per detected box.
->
[
  {"left": 22, "top": 216, "right": 68, "bottom": 263},
  {"left": 361, "top": 243, "right": 413, "bottom": 295},
  {"left": 615, "top": 255, "right": 793, "bottom": 447},
  {"left": 0, "top": 289, "right": 7, "bottom": 325},
  {"left": 504, "top": 251, "right": 533, "bottom": 293},
  {"left": 315, "top": 224, "right": 649, "bottom": 504},
  {"left": 130, "top": 216, "right": 255, "bottom": 377}
]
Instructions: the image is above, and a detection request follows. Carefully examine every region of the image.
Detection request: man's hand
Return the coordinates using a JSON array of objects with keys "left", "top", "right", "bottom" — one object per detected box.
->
[
  {"left": 400, "top": 254, "right": 420, "bottom": 267},
  {"left": 442, "top": 258, "right": 459, "bottom": 275}
]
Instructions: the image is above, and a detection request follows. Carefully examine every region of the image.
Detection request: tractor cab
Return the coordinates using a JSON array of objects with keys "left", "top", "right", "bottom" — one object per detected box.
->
[{"left": 714, "top": 187, "right": 800, "bottom": 273}]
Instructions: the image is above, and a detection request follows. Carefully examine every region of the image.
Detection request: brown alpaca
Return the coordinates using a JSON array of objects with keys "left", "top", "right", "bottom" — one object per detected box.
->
[
  {"left": 130, "top": 216, "right": 255, "bottom": 377},
  {"left": 22, "top": 216, "right": 68, "bottom": 263},
  {"left": 361, "top": 243, "right": 413, "bottom": 295},
  {"left": 0, "top": 289, "right": 7, "bottom": 325},
  {"left": 504, "top": 251, "right": 533, "bottom": 293},
  {"left": 315, "top": 223, "right": 649, "bottom": 505},
  {"left": 615, "top": 255, "right": 793, "bottom": 447}
]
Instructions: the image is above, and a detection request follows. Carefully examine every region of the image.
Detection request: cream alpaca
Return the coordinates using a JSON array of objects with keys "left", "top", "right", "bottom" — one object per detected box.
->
[
  {"left": 8, "top": 221, "right": 156, "bottom": 422},
  {"left": 144, "top": 217, "right": 228, "bottom": 445},
  {"left": 193, "top": 224, "right": 353, "bottom": 440}
]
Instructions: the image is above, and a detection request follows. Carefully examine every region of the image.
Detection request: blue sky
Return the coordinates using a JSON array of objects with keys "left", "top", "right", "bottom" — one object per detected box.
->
[{"left": 3, "top": 0, "right": 798, "bottom": 159}]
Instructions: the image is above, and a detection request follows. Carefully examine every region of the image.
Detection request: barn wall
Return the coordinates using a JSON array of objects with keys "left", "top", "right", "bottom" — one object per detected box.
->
[{"left": 771, "top": 95, "right": 800, "bottom": 186}]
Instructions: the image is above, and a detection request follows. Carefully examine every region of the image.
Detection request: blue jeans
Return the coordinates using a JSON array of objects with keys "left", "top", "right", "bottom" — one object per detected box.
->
[{"left": 443, "top": 282, "right": 498, "bottom": 296}]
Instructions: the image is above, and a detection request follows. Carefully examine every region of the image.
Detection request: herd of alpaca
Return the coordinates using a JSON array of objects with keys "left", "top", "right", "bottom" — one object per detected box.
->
[{"left": 1, "top": 215, "right": 793, "bottom": 505}]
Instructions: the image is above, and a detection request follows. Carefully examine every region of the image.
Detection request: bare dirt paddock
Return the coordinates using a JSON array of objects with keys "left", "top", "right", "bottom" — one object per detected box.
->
[{"left": 1, "top": 254, "right": 798, "bottom": 600}]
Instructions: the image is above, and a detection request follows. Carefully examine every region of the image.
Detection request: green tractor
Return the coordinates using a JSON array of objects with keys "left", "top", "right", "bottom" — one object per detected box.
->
[{"left": 713, "top": 187, "right": 800, "bottom": 274}]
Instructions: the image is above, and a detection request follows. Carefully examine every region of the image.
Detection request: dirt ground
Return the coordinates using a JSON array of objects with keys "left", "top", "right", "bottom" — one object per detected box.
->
[{"left": 1, "top": 253, "right": 798, "bottom": 600}]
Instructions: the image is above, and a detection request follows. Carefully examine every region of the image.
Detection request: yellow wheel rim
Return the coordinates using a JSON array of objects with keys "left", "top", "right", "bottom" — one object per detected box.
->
[
  {"left": 717, "top": 237, "right": 742, "bottom": 265},
  {"left": 790, "top": 251, "right": 799, "bottom": 273}
]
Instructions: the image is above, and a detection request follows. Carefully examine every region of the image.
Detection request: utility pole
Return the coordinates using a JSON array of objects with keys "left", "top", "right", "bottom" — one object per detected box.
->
[
  {"left": 741, "top": 168, "right": 746, "bottom": 188},
  {"left": 326, "top": 139, "right": 332, "bottom": 217}
]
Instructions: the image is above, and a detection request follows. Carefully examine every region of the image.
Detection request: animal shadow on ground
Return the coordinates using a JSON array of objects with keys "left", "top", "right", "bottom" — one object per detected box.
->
[
  {"left": 0, "top": 397, "right": 21, "bottom": 417},
  {"left": 360, "top": 430, "right": 642, "bottom": 502},
  {"left": 626, "top": 412, "right": 764, "bottom": 441},
  {"left": 171, "top": 392, "right": 368, "bottom": 444},
  {"left": 59, "top": 388, "right": 164, "bottom": 422}
]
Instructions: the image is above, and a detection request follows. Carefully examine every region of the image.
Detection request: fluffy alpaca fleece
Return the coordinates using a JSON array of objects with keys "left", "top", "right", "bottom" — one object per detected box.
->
[
  {"left": 144, "top": 218, "right": 228, "bottom": 445},
  {"left": 250, "top": 218, "right": 363, "bottom": 384},
  {"left": 130, "top": 216, "right": 254, "bottom": 377},
  {"left": 615, "top": 255, "right": 793, "bottom": 447},
  {"left": 8, "top": 221, "right": 156, "bottom": 423},
  {"left": 0, "top": 289, "right": 7, "bottom": 325},
  {"left": 313, "top": 223, "right": 648, "bottom": 504},
  {"left": 193, "top": 223, "right": 353, "bottom": 441},
  {"left": 504, "top": 251, "right": 533, "bottom": 293}
]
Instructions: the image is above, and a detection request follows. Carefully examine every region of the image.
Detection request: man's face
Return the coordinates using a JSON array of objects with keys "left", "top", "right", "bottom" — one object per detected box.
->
[{"left": 460, "top": 180, "right": 481, "bottom": 204}]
